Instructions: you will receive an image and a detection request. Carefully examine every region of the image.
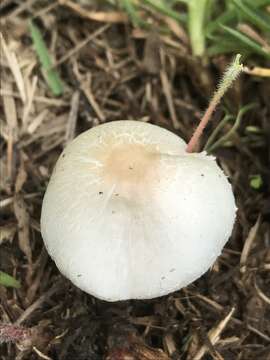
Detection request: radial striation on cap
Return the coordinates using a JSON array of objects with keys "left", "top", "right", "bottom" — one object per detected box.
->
[{"left": 41, "top": 120, "right": 236, "bottom": 301}]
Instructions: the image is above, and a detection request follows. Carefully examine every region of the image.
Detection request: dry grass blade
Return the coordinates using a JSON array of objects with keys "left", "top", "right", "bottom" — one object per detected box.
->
[
  {"left": 240, "top": 215, "right": 261, "bottom": 273},
  {"left": 0, "top": 224, "right": 16, "bottom": 245},
  {"left": 0, "top": 88, "right": 68, "bottom": 105},
  {"left": 142, "top": 32, "right": 161, "bottom": 75},
  {"left": 33, "top": 346, "right": 53, "bottom": 360},
  {"left": 32, "top": 2, "right": 59, "bottom": 19},
  {"left": 13, "top": 195, "right": 32, "bottom": 266},
  {"left": 54, "top": 24, "right": 110, "bottom": 67},
  {"left": 163, "top": 333, "right": 177, "bottom": 356},
  {"left": 0, "top": 1, "right": 269, "bottom": 358},
  {"left": 243, "top": 66, "right": 270, "bottom": 77},
  {"left": 0, "top": 192, "right": 40, "bottom": 209},
  {"left": 160, "top": 70, "right": 179, "bottom": 129},
  {"left": 0, "top": 34, "right": 26, "bottom": 103},
  {"left": 237, "top": 23, "right": 270, "bottom": 52},
  {"left": 193, "top": 307, "right": 235, "bottom": 360},
  {"left": 188, "top": 291, "right": 270, "bottom": 342},
  {"left": 163, "top": 16, "right": 189, "bottom": 45},
  {"left": 2, "top": 82, "right": 18, "bottom": 132},
  {"left": 58, "top": 0, "right": 128, "bottom": 23},
  {"left": 75, "top": 72, "right": 105, "bottom": 121},
  {"left": 27, "top": 109, "right": 49, "bottom": 134},
  {"left": 106, "top": 338, "right": 171, "bottom": 360},
  {"left": 254, "top": 280, "right": 270, "bottom": 306},
  {"left": 22, "top": 75, "right": 38, "bottom": 127},
  {"left": 132, "top": 28, "right": 188, "bottom": 53},
  {"left": 65, "top": 90, "right": 80, "bottom": 144},
  {"left": 15, "top": 161, "right": 28, "bottom": 193},
  {"left": 6, "top": 0, "right": 36, "bottom": 18},
  {"left": 15, "top": 281, "right": 63, "bottom": 325},
  {"left": 2, "top": 81, "right": 17, "bottom": 181}
]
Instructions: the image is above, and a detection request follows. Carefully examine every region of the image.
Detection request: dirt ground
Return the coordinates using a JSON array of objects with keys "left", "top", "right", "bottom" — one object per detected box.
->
[{"left": 0, "top": 1, "right": 270, "bottom": 359}]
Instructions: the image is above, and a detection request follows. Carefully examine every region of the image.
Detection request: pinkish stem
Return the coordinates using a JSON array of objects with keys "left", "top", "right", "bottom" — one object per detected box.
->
[
  {"left": 0, "top": 323, "right": 31, "bottom": 343},
  {"left": 186, "top": 97, "right": 218, "bottom": 153},
  {"left": 186, "top": 54, "right": 243, "bottom": 153}
]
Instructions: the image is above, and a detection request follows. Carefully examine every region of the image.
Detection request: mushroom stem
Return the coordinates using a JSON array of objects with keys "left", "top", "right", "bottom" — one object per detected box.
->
[{"left": 186, "top": 54, "right": 243, "bottom": 153}]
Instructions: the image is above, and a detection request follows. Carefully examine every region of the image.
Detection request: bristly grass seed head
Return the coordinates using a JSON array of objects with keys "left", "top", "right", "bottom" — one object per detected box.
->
[
  {"left": 216, "top": 54, "right": 243, "bottom": 99},
  {"left": 186, "top": 54, "right": 244, "bottom": 153}
]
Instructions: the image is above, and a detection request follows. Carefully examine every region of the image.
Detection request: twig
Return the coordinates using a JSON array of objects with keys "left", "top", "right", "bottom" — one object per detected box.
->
[
  {"left": 15, "top": 282, "right": 62, "bottom": 325},
  {"left": 54, "top": 24, "right": 110, "bottom": 68},
  {"left": 32, "top": 2, "right": 59, "bottom": 19},
  {"left": 6, "top": 0, "right": 36, "bottom": 18},
  {"left": 187, "top": 291, "right": 270, "bottom": 342}
]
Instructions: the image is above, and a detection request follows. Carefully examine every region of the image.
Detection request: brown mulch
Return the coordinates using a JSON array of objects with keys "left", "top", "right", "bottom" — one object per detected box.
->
[{"left": 0, "top": 1, "right": 270, "bottom": 359}]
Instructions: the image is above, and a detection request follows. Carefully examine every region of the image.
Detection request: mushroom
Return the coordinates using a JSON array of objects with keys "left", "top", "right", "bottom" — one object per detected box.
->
[{"left": 41, "top": 120, "right": 236, "bottom": 301}]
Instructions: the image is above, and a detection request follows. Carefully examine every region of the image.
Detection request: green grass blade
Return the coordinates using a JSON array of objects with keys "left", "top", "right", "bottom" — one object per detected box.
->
[
  {"left": 204, "top": 114, "right": 234, "bottom": 150},
  {"left": 188, "top": 0, "right": 209, "bottom": 56},
  {"left": 207, "top": 103, "right": 257, "bottom": 152},
  {"left": 232, "top": 0, "right": 270, "bottom": 32},
  {"left": 206, "top": 9, "right": 237, "bottom": 36},
  {"left": 172, "top": 0, "right": 188, "bottom": 4},
  {"left": 221, "top": 25, "right": 270, "bottom": 59},
  {"left": 29, "top": 20, "right": 64, "bottom": 96},
  {"left": 120, "top": 0, "right": 147, "bottom": 27},
  {"left": 0, "top": 271, "right": 21, "bottom": 289},
  {"left": 245, "top": 0, "right": 270, "bottom": 8},
  {"left": 142, "top": 0, "right": 186, "bottom": 22},
  {"left": 207, "top": 35, "right": 251, "bottom": 56}
]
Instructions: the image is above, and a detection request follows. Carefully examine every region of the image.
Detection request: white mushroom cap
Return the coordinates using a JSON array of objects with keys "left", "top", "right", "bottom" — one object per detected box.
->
[{"left": 41, "top": 120, "right": 236, "bottom": 301}]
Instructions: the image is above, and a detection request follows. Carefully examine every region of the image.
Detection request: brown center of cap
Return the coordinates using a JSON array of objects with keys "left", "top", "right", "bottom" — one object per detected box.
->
[{"left": 101, "top": 143, "right": 161, "bottom": 199}]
